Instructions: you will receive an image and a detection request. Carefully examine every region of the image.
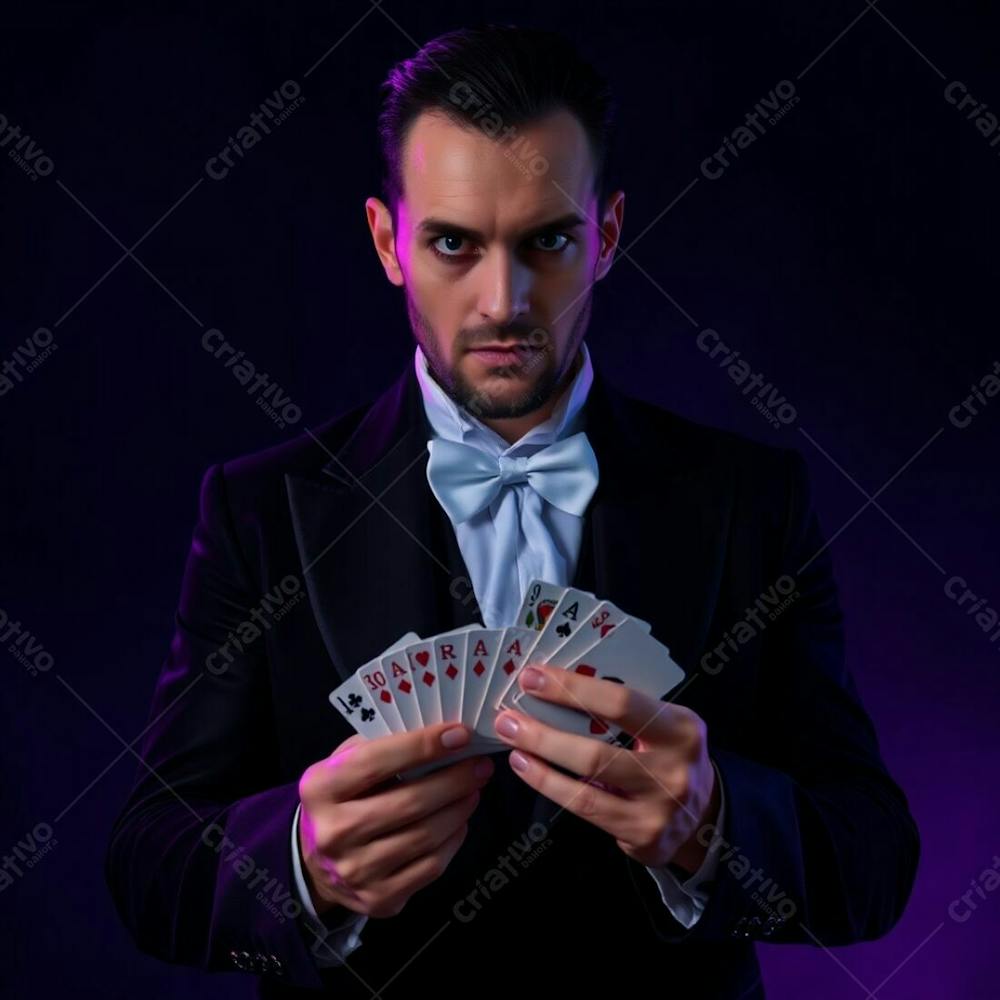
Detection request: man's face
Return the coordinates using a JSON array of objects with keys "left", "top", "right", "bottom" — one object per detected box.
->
[{"left": 367, "top": 108, "right": 623, "bottom": 420}]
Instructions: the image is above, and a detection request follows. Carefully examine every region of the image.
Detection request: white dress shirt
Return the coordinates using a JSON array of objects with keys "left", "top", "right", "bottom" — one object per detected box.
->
[{"left": 290, "top": 342, "right": 725, "bottom": 965}]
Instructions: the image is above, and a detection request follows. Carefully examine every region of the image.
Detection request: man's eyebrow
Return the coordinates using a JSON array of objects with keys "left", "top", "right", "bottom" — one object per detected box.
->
[{"left": 416, "top": 213, "right": 587, "bottom": 242}]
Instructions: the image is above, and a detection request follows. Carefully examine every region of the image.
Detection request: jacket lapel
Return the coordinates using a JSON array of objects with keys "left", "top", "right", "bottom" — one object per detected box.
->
[
  {"left": 285, "top": 364, "right": 474, "bottom": 687},
  {"left": 581, "top": 372, "right": 734, "bottom": 680}
]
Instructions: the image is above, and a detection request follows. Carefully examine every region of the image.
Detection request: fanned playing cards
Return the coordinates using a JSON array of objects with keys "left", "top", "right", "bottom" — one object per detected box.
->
[{"left": 328, "top": 580, "right": 685, "bottom": 776}]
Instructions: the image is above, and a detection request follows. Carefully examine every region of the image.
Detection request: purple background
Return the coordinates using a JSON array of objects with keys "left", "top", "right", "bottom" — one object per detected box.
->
[{"left": 2, "top": 2, "right": 997, "bottom": 996}]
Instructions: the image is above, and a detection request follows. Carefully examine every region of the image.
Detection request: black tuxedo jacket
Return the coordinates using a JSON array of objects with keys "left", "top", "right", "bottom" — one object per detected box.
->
[{"left": 106, "top": 359, "right": 919, "bottom": 998}]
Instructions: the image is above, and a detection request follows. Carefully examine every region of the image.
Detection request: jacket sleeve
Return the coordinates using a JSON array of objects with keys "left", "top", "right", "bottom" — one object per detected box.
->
[
  {"left": 627, "top": 447, "right": 920, "bottom": 947},
  {"left": 104, "top": 462, "right": 340, "bottom": 989},
  {"left": 290, "top": 803, "right": 370, "bottom": 966},
  {"left": 642, "top": 760, "right": 726, "bottom": 928}
]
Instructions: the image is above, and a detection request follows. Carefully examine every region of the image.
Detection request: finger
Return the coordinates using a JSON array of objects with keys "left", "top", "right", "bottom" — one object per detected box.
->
[
  {"left": 506, "top": 749, "right": 634, "bottom": 841},
  {"left": 518, "top": 666, "right": 693, "bottom": 745},
  {"left": 324, "top": 723, "right": 477, "bottom": 801},
  {"left": 492, "top": 709, "right": 647, "bottom": 792},
  {"left": 369, "top": 824, "right": 468, "bottom": 916},
  {"left": 348, "top": 790, "right": 481, "bottom": 886},
  {"left": 349, "top": 756, "right": 494, "bottom": 841}
]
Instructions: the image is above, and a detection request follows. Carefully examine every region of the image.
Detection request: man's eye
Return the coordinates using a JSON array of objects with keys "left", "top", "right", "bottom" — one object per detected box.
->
[
  {"left": 431, "top": 235, "right": 470, "bottom": 257},
  {"left": 532, "top": 233, "right": 570, "bottom": 252}
]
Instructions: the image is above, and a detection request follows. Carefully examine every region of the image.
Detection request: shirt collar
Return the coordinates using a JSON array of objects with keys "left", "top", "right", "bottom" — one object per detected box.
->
[{"left": 414, "top": 340, "right": 594, "bottom": 455}]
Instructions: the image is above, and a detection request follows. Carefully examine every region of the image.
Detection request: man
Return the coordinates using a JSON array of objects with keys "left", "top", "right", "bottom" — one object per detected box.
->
[{"left": 106, "top": 25, "right": 919, "bottom": 999}]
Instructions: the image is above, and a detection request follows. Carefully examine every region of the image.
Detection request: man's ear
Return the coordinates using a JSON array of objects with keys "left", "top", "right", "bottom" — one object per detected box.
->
[
  {"left": 594, "top": 189, "right": 625, "bottom": 283},
  {"left": 365, "top": 196, "right": 404, "bottom": 287}
]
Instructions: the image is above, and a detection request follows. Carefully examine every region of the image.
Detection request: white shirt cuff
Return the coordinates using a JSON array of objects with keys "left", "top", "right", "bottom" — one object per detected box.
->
[
  {"left": 291, "top": 802, "right": 369, "bottom": 966},
  {"left": 643, "top": 760, "right": 726, "bottom": 929}
]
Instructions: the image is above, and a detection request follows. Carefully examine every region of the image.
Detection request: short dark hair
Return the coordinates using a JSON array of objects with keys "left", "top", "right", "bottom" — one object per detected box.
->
[{"left": 377, "top": 24, "right": 617, "bottom": 225}]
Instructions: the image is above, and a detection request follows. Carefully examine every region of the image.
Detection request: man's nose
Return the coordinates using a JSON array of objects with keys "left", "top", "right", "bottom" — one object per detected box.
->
[{"left": 476, "top": 249, "right": 531, "bottom": 327}]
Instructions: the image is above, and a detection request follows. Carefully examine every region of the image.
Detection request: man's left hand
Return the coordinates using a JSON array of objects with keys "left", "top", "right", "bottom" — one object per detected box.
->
[{"left": 493, "top": 664, "right": 720, "bottom": 871}]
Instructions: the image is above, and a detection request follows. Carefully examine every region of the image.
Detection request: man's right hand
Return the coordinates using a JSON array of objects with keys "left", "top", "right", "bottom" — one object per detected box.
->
[{"left": 298, "top": 724, "right": 494, "bottom": 919}]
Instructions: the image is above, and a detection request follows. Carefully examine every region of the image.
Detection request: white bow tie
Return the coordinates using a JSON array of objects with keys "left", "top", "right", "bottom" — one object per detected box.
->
[{"left": 425, "top": 431, "right": 600, "bottom": 525}]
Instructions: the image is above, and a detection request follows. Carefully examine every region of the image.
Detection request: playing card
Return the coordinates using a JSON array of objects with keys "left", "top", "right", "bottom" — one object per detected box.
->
[
  {"left": 355, "top": 631, "right": 420, "bottom": 734},
  {"left": 381, "top": 644, "right": 424, "bottom": 731},
  {"left": 515, "top": 580, "right": 567, "bottom": 631},
  {"left": 459, "top": 627, "right": 506, "bottom": 734},
  {"left": 328, "top": 671, "right": 394, "bottom": 739},
  {"left": 434, "top": 625, "right": 480, "bottom": 724},
  {"left": 516, "top": 617, "right": 685, "bottom": 745},
  {"left": 472, "top": 626, "right": 535, "bottom": 743},
  {"left": 405, "top": 637, "right": 443, "bottom": 726},
  {"left": 547, "top": 600, "right": 648, "bottom": 666},
  {"left": 522, "top": 586, "right": 602, "bottom": 667},
  {"left": 329, "top": 632, "right": 420, "bottom": 737}
]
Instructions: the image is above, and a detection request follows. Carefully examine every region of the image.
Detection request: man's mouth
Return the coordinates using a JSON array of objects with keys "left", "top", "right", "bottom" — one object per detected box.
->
[{"left": 467, "top": 343, "right": 540, "bottom": 365}]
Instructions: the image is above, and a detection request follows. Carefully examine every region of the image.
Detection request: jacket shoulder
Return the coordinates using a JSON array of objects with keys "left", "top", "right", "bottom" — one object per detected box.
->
[
  {"left": 620, "top": 387, "right": 801, "bottom": 480},
  {"left": 619, "top": 391, "right": 817, "bottom": 572},
  {"left": 201, "top": 392, "right": 379, "bottom": 518}
]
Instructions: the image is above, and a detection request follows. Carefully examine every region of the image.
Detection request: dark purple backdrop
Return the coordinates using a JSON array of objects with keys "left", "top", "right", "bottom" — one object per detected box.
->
[{"left": 2, "top": 2, "right": 997, "bottom": 997}]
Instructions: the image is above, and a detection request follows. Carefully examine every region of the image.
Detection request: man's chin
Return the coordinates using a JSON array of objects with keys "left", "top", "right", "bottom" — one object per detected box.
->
[
  {"left": 465, "top": 389, "right": 526, "bottom": 417},
  {"left": 452, "top": 373, "right": 545, "bottom": 420}
]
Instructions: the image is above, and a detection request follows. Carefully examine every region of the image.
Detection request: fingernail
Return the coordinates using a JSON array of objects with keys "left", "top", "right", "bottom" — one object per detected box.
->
[
  {"left": 441, "top": 726, "right": 470, "bottom": 749},
  {"left": 495, "top": 714, "right": 519, "bottom": 739},
  {"left": 510, "top": 751, "right": 530, "bottom": 773},
  {"left": 474, "top": 758, "right": 494, "bottom": 779},
  {"left": 521, "top": 667, "right": 544, "bottom": 691}
]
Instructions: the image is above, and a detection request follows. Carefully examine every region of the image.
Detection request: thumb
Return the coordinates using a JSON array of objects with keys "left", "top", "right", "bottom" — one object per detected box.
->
[{"left": 333, "top": 733, "right": 368, "bottom": 755}]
